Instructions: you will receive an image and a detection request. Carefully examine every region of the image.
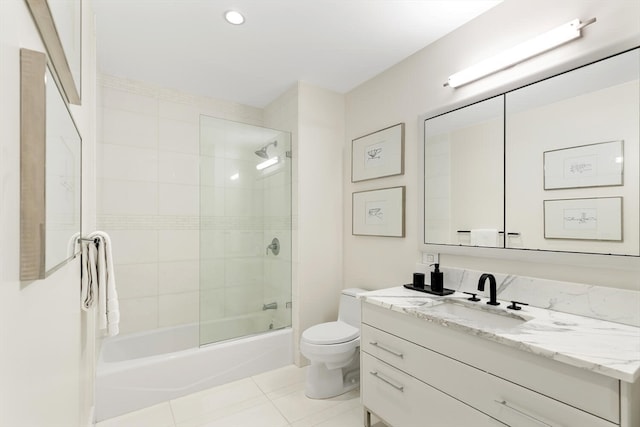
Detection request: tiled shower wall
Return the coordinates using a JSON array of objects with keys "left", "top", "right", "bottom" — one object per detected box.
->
[{"left": 97, "top": 74, "right": 264, "bottom": 335}]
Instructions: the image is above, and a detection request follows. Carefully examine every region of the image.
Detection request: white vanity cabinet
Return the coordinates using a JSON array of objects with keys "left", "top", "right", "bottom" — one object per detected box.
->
[{"left": 361, "top": 302, "right": 639, "bottom": 427}]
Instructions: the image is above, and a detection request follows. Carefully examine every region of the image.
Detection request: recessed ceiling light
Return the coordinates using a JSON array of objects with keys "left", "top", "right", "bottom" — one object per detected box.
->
[{"left": 224, "top": 10, "right": 245, "bottom": 25}]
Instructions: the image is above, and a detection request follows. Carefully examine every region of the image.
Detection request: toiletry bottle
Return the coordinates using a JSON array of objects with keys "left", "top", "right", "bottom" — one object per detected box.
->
[{"left": 431, "top": 263, "right": 444, "bottom": 293}]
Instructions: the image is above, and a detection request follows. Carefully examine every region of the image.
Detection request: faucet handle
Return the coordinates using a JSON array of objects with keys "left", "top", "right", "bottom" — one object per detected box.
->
[
  {"left": 507, "top": 301, "right": 529, "bottom": 310},
  {"left": 462, "top": 292, "right": 480, "bottom": 302}
]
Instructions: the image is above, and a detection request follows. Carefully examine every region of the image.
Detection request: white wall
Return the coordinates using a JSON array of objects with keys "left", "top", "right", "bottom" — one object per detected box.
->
[
  {"left": 265, "top": 82, "right": 345, "bottom": 365},
  {"left": 344, "top": 0, "right": 640, "bottom": 291},
  {"left": 0, "top": 1, "right": 97, "bottom": 426}
]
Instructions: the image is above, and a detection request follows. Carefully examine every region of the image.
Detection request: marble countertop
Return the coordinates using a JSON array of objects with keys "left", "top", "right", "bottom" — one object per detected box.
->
[{"left": 361, "top": 286, "right": 640, "bottom": 383}]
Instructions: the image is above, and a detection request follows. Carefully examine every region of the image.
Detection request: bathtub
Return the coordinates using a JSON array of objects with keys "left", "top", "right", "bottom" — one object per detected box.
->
[{"left": 95, "top": 314, "right": 293, "bottom": 421}]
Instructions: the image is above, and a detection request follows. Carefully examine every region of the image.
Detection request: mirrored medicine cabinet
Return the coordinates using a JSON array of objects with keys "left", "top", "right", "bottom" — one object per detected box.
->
[{"left": 422, "top": 47, "right": 640, "bottom": 257}]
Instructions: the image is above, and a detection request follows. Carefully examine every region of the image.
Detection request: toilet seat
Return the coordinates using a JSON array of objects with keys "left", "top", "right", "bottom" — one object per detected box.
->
[{"left": 301, "top": 321, "right": 359, "bottom": 345}]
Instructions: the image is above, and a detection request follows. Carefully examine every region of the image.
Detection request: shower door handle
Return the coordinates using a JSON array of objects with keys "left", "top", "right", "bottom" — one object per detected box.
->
[{"left": 266, "top": 237, "right": 280, "bottom": 255}]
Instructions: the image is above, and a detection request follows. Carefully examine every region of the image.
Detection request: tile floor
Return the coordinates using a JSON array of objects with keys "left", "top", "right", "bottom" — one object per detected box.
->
[{"left": 96, "top": 365, "right": 387, "bottom": 427}]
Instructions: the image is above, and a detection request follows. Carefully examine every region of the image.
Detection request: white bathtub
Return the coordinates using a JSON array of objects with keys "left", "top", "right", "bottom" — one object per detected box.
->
[{"left": 95, "top": 315, "right": 293, "bottom": 421}]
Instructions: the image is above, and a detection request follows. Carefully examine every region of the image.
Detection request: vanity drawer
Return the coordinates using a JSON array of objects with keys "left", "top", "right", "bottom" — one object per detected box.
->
[
  {"left": 362, "top": 353, "right": 506, "bottom": 427},
  {"left": 362, "top": 302, "right": 620, "bottom": 423},
  {"left": 363, "top": 323, "right": 617, "bottom": 427}
]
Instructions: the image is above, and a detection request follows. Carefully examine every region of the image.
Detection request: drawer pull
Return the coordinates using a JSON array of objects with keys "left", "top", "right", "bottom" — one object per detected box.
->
[
  {"left": 369, "top": 371, "right": 404, "bottom": 392},
  {"left": 494, "top": 400, "right": 554, "bottom": 427},
  {"left": 369, "top": 341, "right": 403, "bottom": 358}
]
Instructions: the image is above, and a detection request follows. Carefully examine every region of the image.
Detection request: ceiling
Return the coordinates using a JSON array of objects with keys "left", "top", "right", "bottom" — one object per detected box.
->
[{"left": 91, "top": 0, "right": 503, "bottom": 108}]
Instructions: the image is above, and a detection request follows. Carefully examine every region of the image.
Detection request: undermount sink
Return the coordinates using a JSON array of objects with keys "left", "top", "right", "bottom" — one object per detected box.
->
[{"left": 428, "top": 300, "right": 530, "bottom": 329}]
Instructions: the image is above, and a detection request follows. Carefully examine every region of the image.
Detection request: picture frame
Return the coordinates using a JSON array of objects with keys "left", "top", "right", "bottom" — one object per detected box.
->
[
  {"left": 543, "top": 140, "right": 623, "bottom": 190},
  {"left": 351, "top": 123, "right": 404, "bottom": 182},
  {"left": 353, "top": 186, "right": 405, "bottom": 237},
  {"left": 20, "top": 49, "right": 82, "bottom": 280},
  {"left": 543, "top": 197, "right": 622, "bottom": 241},
  {"left": 25, "top": 0, "right": 82, "bottom": 105}
]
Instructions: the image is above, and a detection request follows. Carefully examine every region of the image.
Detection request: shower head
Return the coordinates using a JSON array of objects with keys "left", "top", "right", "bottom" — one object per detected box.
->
[{"left": 254, "top": 140, "right": 277, "bottom": 159}]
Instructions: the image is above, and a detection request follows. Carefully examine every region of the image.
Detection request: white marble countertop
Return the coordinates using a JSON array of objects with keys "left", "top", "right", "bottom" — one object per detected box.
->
[{"left": 361, "top": 286, "right": 640, "bottom": 383}]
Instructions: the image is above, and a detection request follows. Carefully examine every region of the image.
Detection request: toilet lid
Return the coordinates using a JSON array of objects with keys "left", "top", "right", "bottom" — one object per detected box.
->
[{"left": 302, "top": 321, "right": 359, "bottom": 345}]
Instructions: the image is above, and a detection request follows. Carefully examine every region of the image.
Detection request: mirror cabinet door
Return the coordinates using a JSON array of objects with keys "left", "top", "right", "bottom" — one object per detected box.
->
[
  {"left": 505, "top": 48, "right": 639, "bottom": 256},
  {"left": 424, "top": 95, "right": 505, "bottom": 247}
]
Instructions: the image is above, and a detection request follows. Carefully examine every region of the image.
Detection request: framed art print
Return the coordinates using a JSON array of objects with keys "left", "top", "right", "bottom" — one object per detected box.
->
[
  {"left": 352, "top": 123, "right": 404, "bottom": 182},
  {"left": 353, "top": 186, "right": 405, "bottom": 237}
]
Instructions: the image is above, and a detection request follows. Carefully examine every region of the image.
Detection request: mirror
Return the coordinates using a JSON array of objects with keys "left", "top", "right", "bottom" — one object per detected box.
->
[
  {"left": 505, "top": 48, "right": 639, "bottom": 256},
  {"left": 424, "top": 95, "right": 504, "bottom": 247},
  {"left": 20, "top": 49, "right": 82, "bottom": 280},
  {"left": 422, "top": 47, "right": 639, "bottom": 257}
]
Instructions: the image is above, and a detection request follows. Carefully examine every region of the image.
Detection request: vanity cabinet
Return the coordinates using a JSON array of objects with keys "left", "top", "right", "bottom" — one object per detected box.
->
[{"left": 361, "top": 302, "right": 637, "bottom": 427}]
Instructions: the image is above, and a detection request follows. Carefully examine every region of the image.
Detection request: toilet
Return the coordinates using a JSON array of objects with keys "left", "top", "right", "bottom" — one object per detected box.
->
[{"left": 300, "top": 288, "right": 368, "bottom": 399}]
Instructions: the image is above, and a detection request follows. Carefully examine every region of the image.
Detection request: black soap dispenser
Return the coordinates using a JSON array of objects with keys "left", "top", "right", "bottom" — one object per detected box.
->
[{"left": 430, "top": 263, "right": 444, "bottom": 293}]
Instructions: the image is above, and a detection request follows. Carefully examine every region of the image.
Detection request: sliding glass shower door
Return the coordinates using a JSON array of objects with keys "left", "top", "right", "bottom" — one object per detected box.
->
[{"left": 199, "top": 116, "right": 292, "bottom": 346}]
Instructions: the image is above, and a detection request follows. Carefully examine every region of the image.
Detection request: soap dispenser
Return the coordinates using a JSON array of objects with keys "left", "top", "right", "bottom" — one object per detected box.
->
[{"left": 430, "top": 263, "right": 444, "bottom": 293}]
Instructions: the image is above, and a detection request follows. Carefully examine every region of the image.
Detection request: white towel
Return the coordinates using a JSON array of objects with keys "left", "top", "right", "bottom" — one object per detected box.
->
[
  {"left": 81, "top": 231, "right": 120, "bottom": 337},
  {"left": 470, "top": 229, "right": 499, "bottom": 247}
]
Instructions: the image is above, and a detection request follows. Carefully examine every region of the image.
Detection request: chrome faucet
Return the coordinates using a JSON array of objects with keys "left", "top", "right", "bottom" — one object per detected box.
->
[{"left": 477, "top": 273, "right": 500, "bottom": 306}]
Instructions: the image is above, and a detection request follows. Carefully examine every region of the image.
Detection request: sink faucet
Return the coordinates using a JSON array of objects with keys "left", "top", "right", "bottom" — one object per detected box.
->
[{"left": 477, "top": 273, "right": 500, "bottom": 306}]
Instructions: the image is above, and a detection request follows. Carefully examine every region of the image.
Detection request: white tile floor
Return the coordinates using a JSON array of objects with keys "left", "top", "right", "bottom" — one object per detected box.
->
[{"left": 96, "top": 365, "right": 387, "bottom": 427}]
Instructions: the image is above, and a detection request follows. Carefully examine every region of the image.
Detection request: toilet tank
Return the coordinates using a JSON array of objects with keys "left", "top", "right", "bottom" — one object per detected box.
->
[{"left": 338, "top": 288, "right": 367, "bottom": 328}]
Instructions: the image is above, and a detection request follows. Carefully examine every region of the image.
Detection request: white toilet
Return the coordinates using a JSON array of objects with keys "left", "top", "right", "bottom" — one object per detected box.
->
[{"left": 300, "top": 288, "right": 367, "bottom": 399}]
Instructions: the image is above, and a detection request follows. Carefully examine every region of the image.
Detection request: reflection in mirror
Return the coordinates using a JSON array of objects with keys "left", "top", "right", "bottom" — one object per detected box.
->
[
  {"left": 424, "top": 96, "right": 504, "bottom": 247},
  {"left": 505, "top": 48, "right": 639, "bottom": 256},
  {"left": 45, "top": 66, "right": 82, "bottom": 272}
]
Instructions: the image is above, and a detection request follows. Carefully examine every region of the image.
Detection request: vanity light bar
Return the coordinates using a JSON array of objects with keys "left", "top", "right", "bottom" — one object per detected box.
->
[{"left": 444, "top": 17, "right": 596, "bottom": 88}]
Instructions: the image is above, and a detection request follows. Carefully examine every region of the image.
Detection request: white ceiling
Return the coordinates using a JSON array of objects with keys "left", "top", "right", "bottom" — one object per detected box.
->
[{"left": 92, "top": 0, "right": 503, "bottom": 108}]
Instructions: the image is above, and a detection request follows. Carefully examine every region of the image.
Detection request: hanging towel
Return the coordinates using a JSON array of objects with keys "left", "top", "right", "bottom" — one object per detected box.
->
[
  {"left": 80, "top": 238, "right": 98, "bottom": 310},
  {"left": 470, "top": 229, "right": 499, "bottom": 247},
  {"left": 81, "top": 231, "right": 120, "bottom": 337}
]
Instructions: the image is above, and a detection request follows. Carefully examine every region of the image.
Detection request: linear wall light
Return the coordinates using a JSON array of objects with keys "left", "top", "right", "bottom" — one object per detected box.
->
[{"left": 444, "top": 17, "right": 596, "bottom": 88}]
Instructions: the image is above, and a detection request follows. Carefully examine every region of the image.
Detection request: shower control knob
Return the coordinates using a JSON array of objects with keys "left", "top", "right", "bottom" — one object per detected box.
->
[{"left": 266, "top": 237, "right": 280, "bottom": 256}]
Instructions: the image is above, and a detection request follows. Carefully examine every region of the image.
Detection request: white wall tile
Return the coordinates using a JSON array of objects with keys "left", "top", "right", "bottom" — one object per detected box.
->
[
  {"left": 158, "top": 291, "right": 199, "bottom": 327},
  {"left": 118, "top": 296, "right": 159, "bottom": 334},
  {"left": 108, "top": 230, "right": 159, "bottom": 265},
  {"left": 102, "top": 107, "right": 158, "bottom": 149},
  {"left": 200, "top": 259, "right": 226, "bottom": 290},
  {"left": 158, "top": 260, "right": 199, "bottom": 294},
  {"left": 199, "top": 288, "right": 226, "bottom": 321},
  {"left": 225, "top": 187, "right": 263, "bottom": 217},
  {"left": 200, "top": 230, "right": 226, "bottom": 259},
  {"left": 158, "top": 151, "right": 199, "bottom": 185},
  {"left": 224, "top": 285, "right": 263, "bottom": 316},
  {"left": 158, "top": 183, "right": 199, "bottom": 216},
  {"left": 158, "top": 100, "right": 199, "bottom": 123},
  {"left": 101, "top": 86, "right": 158, "bottom": 116},
  {"left": 159, "top": 119, "right": 199, "bottom": 154},
  {"left": 200, "top": 186, "right": 225, "bottom": 217},
  {"left": 225, "top": 258, "right": 263, "bottom": 287},
  {"left": 98, "top": 179, "right": 158, "bottom": 216},
  {"left": 225, "top": 231, "right": 262, "bottom": 257},
  {"left": 158, "top": 230, "right": 199, "bottom": 262},
  {"left": 115, "top": 263, "right": 159, "bottom": 299},
  {"left": 98, "top": 143, "right": 158, "bottom": 182},
  {"left": 200, "top": 157, "right": 226, "bottom": 187}
]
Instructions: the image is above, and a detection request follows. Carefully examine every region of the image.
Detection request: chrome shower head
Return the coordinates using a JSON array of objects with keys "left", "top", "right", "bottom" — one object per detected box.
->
[{"left": 254, "top": 140, "right": 277, "bottom": 159}]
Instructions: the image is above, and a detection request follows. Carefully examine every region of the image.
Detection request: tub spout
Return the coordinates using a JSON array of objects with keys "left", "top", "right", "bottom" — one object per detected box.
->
[{"left": 262, "top": 302, "right": 278, "bottom": 311}]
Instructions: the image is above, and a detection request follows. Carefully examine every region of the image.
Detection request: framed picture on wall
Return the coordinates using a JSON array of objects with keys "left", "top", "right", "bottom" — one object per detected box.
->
[
  {"left": 351, "top": 123, "right": 404, "bottom": 182},
  {"left": 543, "top": 197, "right": 622, "bottom": 241},
  {"left": 353, "top": 186, "right": 405, "bottom": 237},
  {"left": 543, "top": 140, "right": 624, "bottom": 190}
]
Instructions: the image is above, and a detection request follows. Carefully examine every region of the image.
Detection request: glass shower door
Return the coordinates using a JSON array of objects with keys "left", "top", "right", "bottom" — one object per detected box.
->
[{"left": 199, "top": 116, "right": 292, "bottom": 346}]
